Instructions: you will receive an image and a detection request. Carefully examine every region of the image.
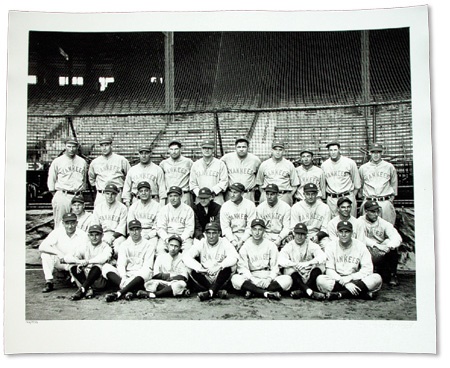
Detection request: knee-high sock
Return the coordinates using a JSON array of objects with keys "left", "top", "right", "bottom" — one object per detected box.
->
[
  {"left": 290, "top": 271, "right": 309, "bottom": 292},
  {"left": 190, "top": 270, "right": 211, "bottom": 291},
  {"left": 352, "top": 280, "right": 369, "bottom": 294},
  {"left": 70, "top": 265, "right": 87, "bottom": 286},
  {"left": 106, "top": 272, "right": 121, "bottom": 287},
  {"left": 120, "top": 276, "right": 145, "bottom": 294},
  {"left": 210, "top": 267, "right": 232, "bottom": 295},
  {"left": 154, "top": 285, "right": 175, "bottom": 297},
  {"left": 266, "top": 280, "right": 283, "bottom": 292},
  {"left": 306, "top": 268, "right": 322, "bottom": 291},
  {"left": 83, "top": 266, "right": 102, "bottom": 289},
  {"left": 241, "top": 280, "right": 266, "bottom": 297}
]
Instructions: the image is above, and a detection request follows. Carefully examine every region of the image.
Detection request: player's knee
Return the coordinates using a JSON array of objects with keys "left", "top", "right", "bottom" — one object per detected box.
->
[
  {"left": 172, "top": 281, "right": 187, "bottom": 296},
  {"left": 231, "top": 274, "right": 245, "bottom": 290},
  {"left": 275, "top": 275, "right": 293, "bottom": 291},
  {"left": 316, "top": 275, "right": 333, "bottom": 293}
]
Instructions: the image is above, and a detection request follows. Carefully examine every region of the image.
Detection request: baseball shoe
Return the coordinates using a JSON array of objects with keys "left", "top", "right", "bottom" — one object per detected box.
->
[
  {"left": 326, "top": 292, "right": 342, "bottom": 301},
  {"left": 124, "top": 292, "right": 135, "bottom": 301},
  {"left": 310, "top": 291, "right": 327, "bottom": 301},
  {"left": 181, "top": 289, "right": 191, "bottom": 298},
  {"left": 389, "top": 275, "right": 399, "bottom": 287},
  {"left": 105, "top": 292, "right": 120, "bottom": 303},
  {"left": 244, "top": 291, "right": 254, "bottom": 299},
  {"left": 290, "top": 290, "right": 305, "bottom": 299},
  {"left": 70, "top": 288, "right": 86, "bottom": 301},
  {"left": 217, "top": 290, "right": 228, "bottom": 299},
  {"left": 197, "top": 291, "right": 212, "bottom": 302},
  {"left": 42, "top": 282, "right": 54, "bottom": 293},
  {"left": 360, "top": 292, "right": 377, "bottom": 300},
  {"left": 136, "top": 290, "right": 150, "bottom": 299},
  {"left": 266, "top": 291, "right": 281, "bottom": 301},
  {"left": 85, "top": 288, "right": 95, "bottom": 299}
]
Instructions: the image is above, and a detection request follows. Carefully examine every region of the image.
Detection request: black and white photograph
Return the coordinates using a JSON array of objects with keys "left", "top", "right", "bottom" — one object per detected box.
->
[{"left": 3, "top": 4, "right": 436, "bottom": 355}]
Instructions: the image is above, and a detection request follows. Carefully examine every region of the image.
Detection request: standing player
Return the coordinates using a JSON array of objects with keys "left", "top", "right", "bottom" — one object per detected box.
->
[
  {"left": 357, "top": 200, "right": 402, "bottom": 286},
  {"left": 277, "top": 223, "right": 327, "bottom": 300},
  {"left": 189, "top": 139, "right": 229, "bottom": 205},
  {"left": 159, "top": 139, "right": 194, "bottom": 206},
  {"left": 255, "top": 184, "right": 291, "bottom": 249},
  {"left": 183, "top": 223, "right": 239, "bottom": 301},
  {"left": 88, "top": 136, "right": 130, "bottom": 207},
  {"left": 122, "top": 144, "right": 167, "bottom": 206},
  {"left": 359, "top": 143, "right": 398, "bottom": 224},
  {"left": 220, "top": 182, "right": 256, "bottom": 251},
  {"left": 294, "top": 149, "right": 326, "bottom": 203},
  {"left": 321, "top": 141, "right": 361, "bottom": 217},
  {"left": 39, "top": 213, "right": 89, "bottom": 293},
  {"left": 316, "top": 221, "right": 382, "bottom": 300},
  {"left": 256, "top": 141, "right": 299, "bottom": 206},
  {"left": 327, "top": 197, "right": 365, "bottom": 242},
  {"left": 67, "top": 195, "right": 93, "bottom": 233},
  {"left": 221, "top": 137, "right": 261, "bottom": 202},
  {"left": 47, "top": 138, "right": 87, "bottom": 228},
  {"left": 192, "top": 187, "right": 221, "bottom": 241}
]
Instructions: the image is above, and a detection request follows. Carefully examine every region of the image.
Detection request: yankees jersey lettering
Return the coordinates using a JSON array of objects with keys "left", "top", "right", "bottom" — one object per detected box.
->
[
  {"left": 327, "top": 215, "right": 366, "bottom": 242},
  {"left": 189, "top": 158, "right": 228, "bottom": 196},
  {"left": 256, "top": 200, "right": 291, "bottom": 239},
  {"left": 359, "top": 160, "right": 398, "bottom": 197},
  {"left": 157, "top": 203, "right": 195, "bottom": 241},
  {"left": 357, "top": 216, "right": 402, "bottom": 249},
  {"left": 237, "top": 239, "right": 279, "bottom": 280},
  {"left": 127, "top": 200, "right": 162, "bottom": 230},
  {"left": 92, "top": 201, "right": 128, "bottom": 236},
  {"left": 321, "top": 156, "right": 361, "bottom": 194},
  {"left": 220, "top": 199, "right": 256, "bottom": 241},
  {"left": 295, "top": 165, "right": 326, "bottom": 200},
  {"left": 153, "top": 252, "right": 189, "bottom": 279},
  {"left": 88, "top": 153, "right": 130, "bottom": 190},
  {"left": 290, "top": 200, "right": 331, "bottom": 236},
  {"left": 47, "top": 154, "right": 87, "bottom": 192},
  {"left": 122, "top": 162, "right": 167, "bottom": 202},
  {"left": 221, "top": 152, "right": 261, "bottom": 189},
  {"left": 159, "top": 156, "right": 193, "bottom": 191},
  {"left": 256, "top": 157, "right": 300, "bottom": 191}
]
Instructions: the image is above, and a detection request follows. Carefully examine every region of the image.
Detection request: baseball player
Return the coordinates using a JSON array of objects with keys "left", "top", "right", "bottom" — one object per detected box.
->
[
  {"left": 189, "top": 139, "right": 228, "bottom": 205},
  {"left": 277, "top": 223, "right": 327, "bottom": 300},
  {"left": 357, "top": 200, "right": 402, "bottom": 286},
  {"left": 127, "top": 181, "right": 162, "bottom": 249},
  {"left": 359, "top": 143, "right": 398, "bottom": 224},
  {"left": 290, "top": 183, "right": 331, "bottom": 249},
  {"left": 47, "top": 138, "right": 87, "bottom": 228},
  {"left": 220, "top": 182, "right": 256, "bottom": 251},
  {"left": 316, "top": 220, "right": 382, "bottom": 300},
  {"left": 122, "top": 144, "right": 167, "bottom": 206},
  {"left": 156, "top": 186, "right": 195, "bottom": 255},
  {"left": 64, "top": 195, "right": 93, "bottom": 233},
  {"left": 294, "top": 149, "right": 326, "bottom": 202},
  {"left": 39, "top": 212, "right": 89, "bottom": 293},
  {"left": 137, "top": 234, "right": 190, "bottom": 299},
  {"left": 91, "top": 183, "right": 127, "bottom": 256},
  {"left": 321, "top": 141, "right": 361, "bottom": 217},
  {"left": 88, "top": 136, "right": 131, "bottom": 207},
  {"left": 255, "top": 184, "right": 291, "bottom": 249},
  {"left": 192, "top": 187, "right": 221, "bottom": 241},
  {"left": 102, "top": 220, "right": 156, "bottom": 302},
  {"left": 183, "top": 222, "right": 239, "bottom": 301},
  {"left": 65, "top": 224, "right": 112, "bottom": 300},
  {"left": 159, "top": 139, "right": 194, "bottom": 206},
  {"left": 221, "top": 137, "right": 261, "bottom": 203},
  {"left": 327, "top": 197, "right": 366, "bottom": 242},
  {"left": 231, "top": 219, "right": 288, "bottom": 300},
  {"left": 256, "top": 141, "right": 299, "bottom": 206}
]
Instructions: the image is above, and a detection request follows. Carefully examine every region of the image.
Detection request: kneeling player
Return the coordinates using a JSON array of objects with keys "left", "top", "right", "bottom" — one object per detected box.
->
[{"left": 277, "top": 223, "right": 327, "bottom": 301}]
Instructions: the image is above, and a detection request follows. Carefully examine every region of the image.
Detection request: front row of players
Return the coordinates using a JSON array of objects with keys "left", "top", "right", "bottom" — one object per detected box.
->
[{"left": 40, "top": 211, "right": 384, "bottom": 302}]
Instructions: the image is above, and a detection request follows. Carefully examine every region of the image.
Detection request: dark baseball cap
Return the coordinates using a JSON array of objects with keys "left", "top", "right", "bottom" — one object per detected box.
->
[
  {"left": 65, "top": 137, "right": 79, "bottom": 145},
  {"left": 99, "top": 136, "right": 113, "bottom": 144},
  {"left": 167, "top": 234, "right": 183, "bottom": 244},
  {"left": 198, "top": 187, "right": 213, "bottom": 198},
  {"left": 303, "top": 183, "right": 318, "bottom": 193},
  {"left": 265, "top": 184, "right": 279, "bottom": 193},
  {"left": 71, "top": 195, "right": 85, "bottom": 204},
  {"left": 337, "top": 196, "right": 352, "bottom": 207},
  {"left": 104, "top": 183, "right": 119, "bottom": 193},
  {"left": 337, "top": 220, "right": 353, "bottom": 232},
  {"left": 369, "top": 143, "right": 384, "bottom": 152},
  {"left": 300, "top": 149, "right": 314, "bottom": 156},
  {"left": 88, "top": 224, "right": 103, "bottom": 234},
  {"left": 364, "top": 200, "right": 381, "bottom": 211},
  {"left": 167, "top": 186, "right": 182, "bottom": 196},
  {"left": 201, "top": 139, "right": 215, "bottom": 148},
  {"left": 205, "top": 222, "right": 220, "bottom": 232},
  {"left": 229, "top": 182, "right": 245, "bottom": 193},
  {"left": 272, "top": 140, "right": 285, "bottom": 149},
  {"left": 168, "top": 139, "right": 182, "bottom": 148},
  {"left": 293, "top": 223, "right": 308, "bottom": 234},
  {"left": 235, "top": 137, "right": 249, "bottom": 145},
  {"left": 62, "top": 213, "right": 77, "bottom": 222},
  {"left": 128, "top": 220, "right": 142, "bottom": 230},
  {"left": 138, "top": 145, "right": 152, "bottom": 152},
  {"left": 251, "top": 219, "right": 266, "bottom": 228},
  {"left": 137, "top": 181, "right": 151, "bottom": 190},
  {"left": 326, "top": 141, "right": 340, "bottom": 149}
]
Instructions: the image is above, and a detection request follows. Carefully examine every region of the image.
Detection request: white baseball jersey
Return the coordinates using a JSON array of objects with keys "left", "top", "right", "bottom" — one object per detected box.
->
[
  {"left": 290, "top": 200, "right": 331, "bottom": 237},
  {"left": 256, "top": 200, "right": 291, "bottom": 240},
  {"left": 127, "top": 200, "right": 162, "bottom": 232},
  {"left": 321, "top": 155, "right": 361, "bottom": 194},
  {"left": 357, "top": 216, "right": 402, "bottom": 249},
  {"left": 122, "top": 162, "right": 167, "bottom": 203},
  {"left": 189, "top": 157, "right": 228, "bottom": 196},
  {"left": 237, "top": 238, "right": 279, "bottom": 280},
  {"left": 64, "top": 239, "right": 112, "bottom": 272},
  {"left": 92, "top": 200, "right": 128, "bottom": 236},
  {"left": 47, "top": 154, "right": 87, "bottom": 192},
  {"left": 256, "top": 157, "right": 300, "bottom": 191},
  {"left": 117, "top": 237, "right": 156, "bottom": 280},
  {"left": 159, "top": 156, "right": 194, "bottom": 191},
  {"left": 220, "top": 198, "right": 256, "bottom": 242},
  {"left": 359, "top": 160, "right": 398, "bottom": 197},
  {"left": 88, "top": 153, "right": 131, "bottom": 190},
  {"left": 221, "top": 152, "right": 261, "bottom": 189},
  {"left": 295, "top": 165, "right": 326, "bottom": 200},
  {"left": 327, "top": 215, "right": 366, "bottom": 242},
  {"left": 58, "top": 211, "right": 93, "bottom": 233},
  {"left": 39, "top": 227, "right": 89, "bottom": 258},
  {"left": 153, "top": 252, "right": 189, "bottom": 280},
  {"left": 156, "top": 203, "right": 195, "bottom": 242}
]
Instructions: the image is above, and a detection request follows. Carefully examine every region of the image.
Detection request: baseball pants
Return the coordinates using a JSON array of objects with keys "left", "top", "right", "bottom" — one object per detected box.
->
[
  {"left": 51, "top": 191, "right": 75, "bottom": 228},
  {"left": 41, "top": 253, "right": 71, "bottom": 281},
  {"left": 70, "top": 265, "right": 108, "bottom": 290},
  {"left": 144, "top": 279, "right": 188, "bottom": 296},
  {"left": 102, "top": 263, "right": 152, "bottom": 289},
  {"left": 327, "top": 192, "right": 357, "bottom": 218},
  {"left": 368, "top": 246, "right": 400, "bottom": 283},
  {"left": 360, "top": 199, "right": 396, "bottom": 225},
  {"left": 316, "top": 273, "right": 382, "bottom": 294},
  {"left": 189, "top": 267, "right": 232, "bottom": 293},
  {"left": 231, "top": 270, "right": 291, "bottom": 291}
]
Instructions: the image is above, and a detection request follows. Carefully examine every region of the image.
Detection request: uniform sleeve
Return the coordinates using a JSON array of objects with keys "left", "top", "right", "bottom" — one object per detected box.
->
[
  {"left": 324, "top": 245, "right": 342, "bottom": 281},
  {"left": 115, "top": 206, "right": 128, "bottom": 236},
  {"left": 122, "top": 171, "right": 133, "bottom": 204},
  {"left": 350, "top": 160, "right": 361, "bottom": 190},
  {"left": 242, "top": 203, "right": 256, "bottom": 242},
  {"left": 211, "top": 161, "right": 229, "bottom": 195},
  {"left": 89, "top": 243, "right": 112, "bottom": 265},
  {"left": 358, "top": 166, "right": 365, "bottom": 195},
  {"left": 39, "top": 230, "right": 60, "bottom": 255},
  {"left": 310, "top": 242, "right": 327, "bottom": 265},
  {"left": 220, "top": 206, "right": 235, "bottom": 242},
  {"left": 47, "top": 160, "right": 58, "bottom": 191},
  {"left": 384, "top": 223, "right": 402, "bottom": 249},
  {"left": 88, "top": 161, "right": 96, "bottom": 187},
  {"left": 63, "top": 243, "right": 85, "bottom": 264},
  {"left": 157, "top": 167, "right": 167, "bottom": 200},
  {"left": 255, "top": 162, "right": 265, "bottom": 187},
  {"left": 189, "top": 164, "right": 200, "bottom": 196},
  {"left": 355, "top": 221, "right": 367, "bottom": 243},
  {"left": 319, "top": 170, "right": 327, "bottom": 199},
  {"left": 141, "top": 244, "right": 156, "bottom": 273},
  {"left": 279, "top": 206, "right": 292, "bottom": 240},
  {"left": 236, "top": 246, "right": 252, "bottom": 279},
  {"left": 153, "top": 254, "right": 164, "bottom": 275},
  {"left": 290, "top": 204, "right": 301, "bottom": 231},
  {"left": 116, "top": 245, "right": 128, "bottom": 278},
  {"left": 327, "top": 219, "right": 338, "bottom": 240},
  {"left": 320, "top": 206, "right": 331, "bottom": 233},
  {"left": 268, "top": 244, "right": 280, "bottom": 280},
  {"left": 278, "top": 244, "right": 296, "bottom": 268},
  {"left": 391, "top": 165, "right": 398, "bottom": 196},
  {"left": 219, "top": 240, "right": 239, "bottom": 269},
  {"left": 182, "top": 242, "right": 203, "bottom": 272},
  {"left": 289, "top": 162, "right": 300, "bottom": 187},
  {"left": 180, "top": 207, "right": 195, "bottom": 241},
  {"left": 156, "top": 206, "right": 169, "bottom": 241},
  {"left": 350, "top": 246, "right": 373, "bottom": 281},
  {"left": 126, "top": 203, "right": 136, "bottom": 227},
  {"left": 122, "top": 158, "right": 131, "bottom": 180}
]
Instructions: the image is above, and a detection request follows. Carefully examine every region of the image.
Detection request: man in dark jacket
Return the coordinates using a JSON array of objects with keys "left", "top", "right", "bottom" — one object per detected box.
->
[{"left": 192, "top": 187, "right": 221, "bottom": 240}]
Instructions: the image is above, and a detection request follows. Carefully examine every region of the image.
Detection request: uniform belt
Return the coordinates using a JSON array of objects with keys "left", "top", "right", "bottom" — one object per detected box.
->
[
  {"left": 182, "top": 189, "right": 191, "bottom": 193},
  {"left": 327, "top": 190, "right": 351, "bottom": 198},
  {"left": 60, "top": 190, "right": 80, "bottom": 195},
  {"left": 141, "top": 227, "right": 153, "bottom": 229},
  {"left": 98, "top": 188, "right": 122, "bottom": 193},
  {"left": 252, "top": 267, "right": 270, "bottom": 272},
  {"left": 366, "top": 196, "right": 391, "bottom": 201}
]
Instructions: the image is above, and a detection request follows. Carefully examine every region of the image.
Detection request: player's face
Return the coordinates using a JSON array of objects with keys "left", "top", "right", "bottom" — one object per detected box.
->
[
  {"left": 139, "top": 150, "right": 151, "bottom": 165},
  {"left": 205, "top": 230, "right": 220, "bottom": 245},
  {"left": 229, "top": 189, "right": 243, "bottom": 203},
  {"left": 168, "top": 193, "right": 181, "bottom": 207},
  {"left": 294, "top": 232, "right": 307, "bottom": 245},
  {"left": 338, "top": 229, "right": 352, "bottom": 245},
  {"left": 65, "top": 143, "right": 78, "bottom": 157},
  {"left": 251, "top": 225, "right": 265, "bottom": 241},
  {"left": 71, "top": 202, "right": 85, "bottom": 216},
  {"left": 370, "top": 151, "right": 382, "bottom": 164},
  {"left": 337, "top": 202, "right": 351, "bottom": 218},
  {"left": 129, "top": 227, "right": 142, "bottom": 242},
  {"left": 201, "top": 147, "right": 214, "bottom": 159},
  {"left": 88, "top": 231, "right": 103, "bottom": 246},
  {"left": 100, "top": 143, "right": 112, "bottom": 156},
  {"left": 138, "top": 187, "right": 151, "bottom": 201},
  {"left": 169, "top": 145, "right": 181, "bottom": 160},
  {"left": 365, "top": 209, "right": 379, "bottom": 223},
  {"left": 304, "top": 191, "right": 318, "bottom": 205},
  {"left": 63, "top": 220, "right": 77, "bottom": 236},
  {"left": 168, "top": 241, "right": 182, "bottom": 256},
  {"left": 272, "top": 147, "right": 284, "bottom": 160},
  {"left": 266, "top": 191, "right": 278, "bottom": 206},
  {"left": 198, "top": 196, "right": 212, "bottom": 207},
  {"left": 300, "top": 153, "right": 313, "bottom": 166},
  {"left": 235, "top": 142, "right": 249, "bottom": 158},
  {"left": 328, "top": 145, "right": 341, "bottom": 161},
  {"left": 104, "top": 191, "right": 117, "bottom": 204}
]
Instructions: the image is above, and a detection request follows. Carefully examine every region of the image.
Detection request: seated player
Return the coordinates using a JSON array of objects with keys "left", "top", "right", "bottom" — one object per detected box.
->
[
  {"left": 191, "top": 187, "right": 221, "bottom": 241},
  {"left": 64, "top": 224, "right": 112, "bottom": 300},
  {"left": 327, "top": 196, "right": 365, "bottom": 242},
  {"left": 277, "top": 223, "right": 327, "bottom": 300},
  {"left": 102, "top": 220, "right": 156, "bottom": 302},
  {"left": 231, "top": 219, "right": 288, "bottom": 300},
  {"left": 62, "top": 194, "right": 93, "bottom": 233},
  {"left": 39, "top": 212, "right": 89, "bottom": 293},
  {"left": 137, "top": 235, "right": 190, "bottom": 299},
  {"left": 183, "top": 222, "right": 239, "bottom": 301},
  {"left": 357, "top": 200, "right": 402, "bottom": 286},
  {"left": 316, "top": 220, "right": 382, "bottom": 300}
]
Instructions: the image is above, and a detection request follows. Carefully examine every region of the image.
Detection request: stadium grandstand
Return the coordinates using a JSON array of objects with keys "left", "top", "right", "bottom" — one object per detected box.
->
[{"left": 27, "top": 29, "right": 412, "bottom": 206}]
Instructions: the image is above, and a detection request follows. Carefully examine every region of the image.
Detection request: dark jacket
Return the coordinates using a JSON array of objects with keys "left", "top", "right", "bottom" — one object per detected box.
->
[{"left": 191, "top": 201, "right": 222, "bottom": 239}]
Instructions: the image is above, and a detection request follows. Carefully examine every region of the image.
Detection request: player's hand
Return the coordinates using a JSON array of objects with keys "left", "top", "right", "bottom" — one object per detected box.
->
[
  {"left": 339, "top": 275, "right": 353, "bottom": 286},
  {"left": 344, "top": 282, "right": 361, "bottom": 295},
  {"left": 260, "top": 278, "right": 272, "bottom": 289},
  {"left": 197, "top": 268, "right": 208, "bottom": 274},
  {"left": 207, "top": 264, "right": 221, "bottom": 276},
  {"left": 374, "top": 244, "right": 389, "bottom": 253}
]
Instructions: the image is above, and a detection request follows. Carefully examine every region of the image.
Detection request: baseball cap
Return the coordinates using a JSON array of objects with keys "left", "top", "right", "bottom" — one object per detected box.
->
[
  {"left": 99, "top": 136, "right": 113, "bottom": 144},
  {"left": 137, "top": 181, "right": 151, "bottom": 191},
  {"left": 198, "top": 187, "right": 213, "bottom": 198},
  {"left": 272, "top": 140, "right": 285, "bottom": 149},
  {"left": 293, "top": 223, "right": 308, "bottom": 234},
  {"left": 128, "top": 220, "right": 142, "bottom": 230},
  {"left": 65, "top": 137, "right": 79, "bottom": 145},
  {"left": 251, "top": 219, "right": 266, "bottom": 228},
  {"left": 104, "top": 183, "right": 119, "bottom": 193},
  {"left": 167, "top": 186, "right": 182, "bottom": 196},
  {"left": 364, "top": 200, "right": 381, "bottom": 211},
  {"left": 300, "top": 149, "right": 314, "bottom": 156},
  {"left": 168, "top": 139, "right": 182, "bottom": 148},
  {"left": 326, "top": 141, "right": 341, "bottom": 149},
  {"left": 303, "top": 183, "right": 318, "bottom": 193},
  {"left": 62, "top": 213, "right": 77, "bottom": 222},
  {"left": 71, "top": 195, "right": 85, "bottom": 204},
  {"left": 205, "top": 222, "right": 220, "bottom": 232},
  {"left": 201, "top": 139, "right": 215, "bottom": 148},
  {"left": 235, "top": 137, "right": 249, "bottom": 145},
  {"left": 138, "top": 145, "right": 152, "bottom": 152},
  {"left": 88, "top": 224, "right": 103, "bottom": 234},
  {"left": 337, "top": 196, "right": 352, "bottom": 207},
  {"left": 337, "top": 220, "right": 353, "bottom": 232},
  {"left": 265, "top": 184, "right": 279, "bottom": 193},
  {"left": 167, "top": 234, "right": 183, "bottom": 244},
  {"left": 229, "top": 182, "right": 245, "bottom": 193},
  {"left": 369, "top": 143, "right": 384, "bottom": 152}
]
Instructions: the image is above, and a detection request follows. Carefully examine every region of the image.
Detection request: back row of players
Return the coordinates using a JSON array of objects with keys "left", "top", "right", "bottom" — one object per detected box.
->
[{"left": 41, "top": 135, "right": 401, "bottom": 301}]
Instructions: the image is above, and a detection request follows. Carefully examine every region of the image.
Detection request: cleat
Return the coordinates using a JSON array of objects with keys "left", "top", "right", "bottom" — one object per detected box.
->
[
  {"left": 310, "top": 291, "right": 327, "bottom": 301},
  {"left": 105, "top": 292, "right": 119, "bottom": 303},
  {"left": 85, "top": 288, "right": 95, "bottom": 299},
  {"left": 124, "top": 292, "right": 134, "bottom": 301},
  {"left": 326, "top": 292, "right": 342, "bottom": 301},
  {"left": 136, "top": 290, "right": 150, "bottom": 299},
  {"left": 217, "top": 290, "right": 228, "bottom": 299},
  {"left": 290, "top": 290, "right": 305, "bottom": 299},
  {"left": 360, "top": 291, "right": 376, "bottom": 300},
  {"left": 181, "top": 289, "right": 191, "bottom": 298},
  {"left": 197, "top": 291, "right": 212, "bottom": 302},
  {"left": 244, "top": 291, "right": 253, "bottom": 299},
  {"left": 70, "top": 288, "right": 85, "bottom": 301},
  {"left": 266, "top": 291, "right": 281, "bottom": 301},
  {"left": 42, "top": 282, "right": 54, "bottom": 293}
]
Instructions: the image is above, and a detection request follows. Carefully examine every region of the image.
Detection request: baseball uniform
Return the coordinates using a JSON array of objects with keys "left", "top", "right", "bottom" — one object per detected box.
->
[
  {"left": 256, "top": 199, "right": 291, "bottom": 244},
  {"left": 295, "top": 165, "right": 326, "bottom": 201},
  {"left": 327, "top": 215, "right": 366, "bottom": 243},
  {"left": 58, "top": 210, "right": 93, "bottom": 233},
  {"left": 127, "top": 199, "right": 162, "bottom": 247},
  {"left": 220, "top": 198, "right": 256, "bottom": 245},
  {"left": 159, "top": 155, "right": 194, "bottom": 205}
]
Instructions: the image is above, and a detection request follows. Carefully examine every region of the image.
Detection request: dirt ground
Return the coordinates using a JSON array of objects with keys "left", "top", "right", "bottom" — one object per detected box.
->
[{"left": 26, "top": 267, "right": 416, "bottom": 321}]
